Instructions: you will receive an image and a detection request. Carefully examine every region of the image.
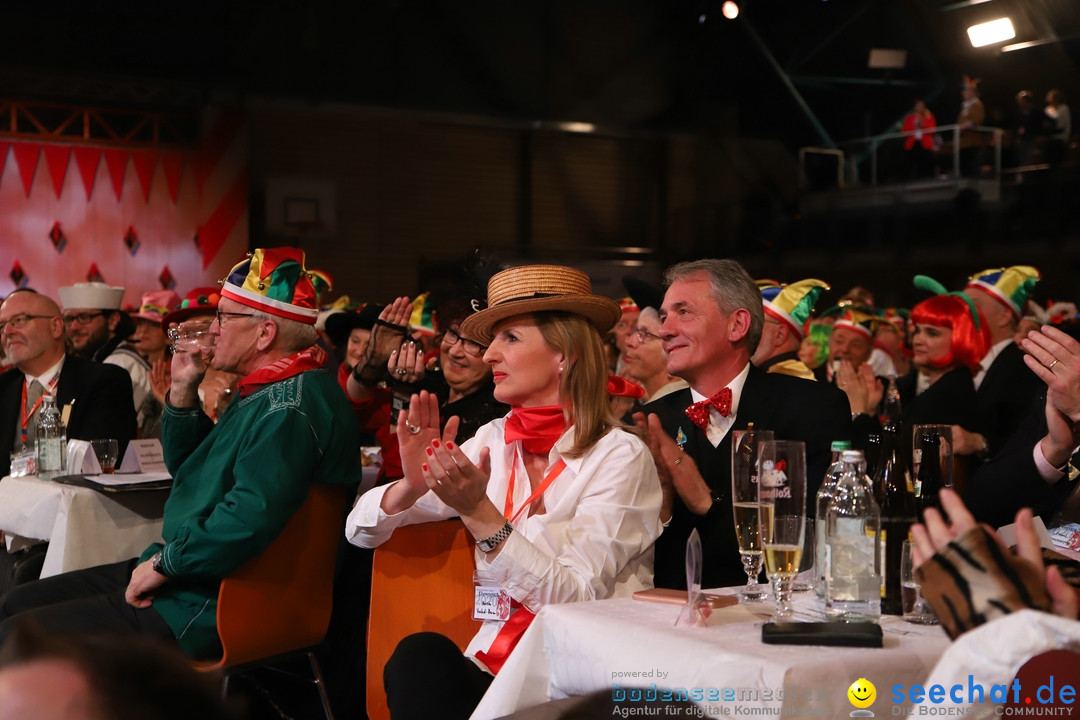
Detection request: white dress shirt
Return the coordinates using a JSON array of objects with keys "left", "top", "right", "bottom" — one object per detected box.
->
[
  {"left": 973, "top": 338, "right": 1013, "bottom": 390},
  {"left": 345, "top": 418, "right": 663, "bottom": 667}
]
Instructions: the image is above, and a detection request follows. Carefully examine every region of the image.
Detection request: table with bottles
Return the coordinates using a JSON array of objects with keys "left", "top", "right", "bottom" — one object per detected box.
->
[
  {"left": 470, "top": 588, "right": 950, "bottom": 719},
  {"left": 0, "top": 474, "right": 167, "bottom": 578}
]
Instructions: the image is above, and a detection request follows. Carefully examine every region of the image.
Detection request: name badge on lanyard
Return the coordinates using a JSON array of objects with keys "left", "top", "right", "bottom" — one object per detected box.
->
[{"left": 472, "top": 572, "right": 511, "bottom": 621}]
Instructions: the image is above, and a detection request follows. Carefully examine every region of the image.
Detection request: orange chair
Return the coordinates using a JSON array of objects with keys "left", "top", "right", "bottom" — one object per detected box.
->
[
  {"left": 366, "top": 519, "right": 481, "bottom": 720},
  {"left": 194, "top": 483, "right": 349, "bottom": 720}
]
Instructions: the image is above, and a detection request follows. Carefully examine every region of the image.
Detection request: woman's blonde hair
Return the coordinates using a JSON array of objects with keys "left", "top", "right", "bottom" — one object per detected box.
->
[{"left": 534, "top": 312, "right": 618, "bottom": 457}]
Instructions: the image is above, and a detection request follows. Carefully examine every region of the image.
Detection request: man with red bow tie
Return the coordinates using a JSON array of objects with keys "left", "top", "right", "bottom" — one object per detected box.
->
[{"left": 634, "top": 259, "right": 851, "bottom": 590}]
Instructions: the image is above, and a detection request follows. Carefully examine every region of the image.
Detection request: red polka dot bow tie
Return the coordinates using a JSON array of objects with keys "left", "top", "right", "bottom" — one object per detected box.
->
[{"left": 684, "top": 387, "right": 732, "bottom": 430}]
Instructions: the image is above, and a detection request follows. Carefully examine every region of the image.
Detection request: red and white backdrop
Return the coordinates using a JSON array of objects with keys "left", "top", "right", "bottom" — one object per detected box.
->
[{"left": 0, "top": 108, "right": 249, "bottom": 308}]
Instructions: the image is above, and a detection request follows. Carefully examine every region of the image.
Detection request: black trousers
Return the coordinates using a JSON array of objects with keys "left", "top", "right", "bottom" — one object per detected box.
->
[
  {"left": 0, "top": 558, "right": 177, "bottom": 647},
  {"left": 384, "top": 632, "right": 493, "bottom": 720}
]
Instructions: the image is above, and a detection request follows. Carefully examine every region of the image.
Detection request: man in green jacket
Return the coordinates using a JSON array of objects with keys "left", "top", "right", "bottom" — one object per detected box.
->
[{"left": 0, "top": 247, "right": 361, "bottom": 659}]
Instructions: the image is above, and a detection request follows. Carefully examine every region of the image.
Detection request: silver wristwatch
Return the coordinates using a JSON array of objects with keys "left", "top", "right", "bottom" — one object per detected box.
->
[
  {"left": 476, "top": 521, "right": 514, "bottom": 553},
  {"left": 151, "top": 551, "right": 166, "bottom": 576}
]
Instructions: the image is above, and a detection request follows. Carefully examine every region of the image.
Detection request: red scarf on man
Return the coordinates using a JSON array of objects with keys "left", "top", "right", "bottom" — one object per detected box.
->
[{"left": 236, "top": 344, "right": 328, "bottom": 397}]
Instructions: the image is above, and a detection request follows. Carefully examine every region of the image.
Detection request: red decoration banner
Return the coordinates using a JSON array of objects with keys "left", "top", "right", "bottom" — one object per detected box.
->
[
  {"left": 197, "top": 167, "right": 248, "bottom": 269},
  {"left": 192, "top": 111, "right": 243, "bottom": 197},
  {"left": 72, "top": 147, "right": 101, "bottom": 201},
  {"left": 132, "top": 150, "right": 158, "bottom": 202},
  {"left": 103, "top": 148, "right": 129, "bottom": 201},
  {"left": 12, "top": 143, "right": 41, "bottom": 197},
  {"left": 160, "top": 150, "right": 185, "bottom": 204},
  {"left": 43, "top": 145, "right": 72, "bottom": 199}
]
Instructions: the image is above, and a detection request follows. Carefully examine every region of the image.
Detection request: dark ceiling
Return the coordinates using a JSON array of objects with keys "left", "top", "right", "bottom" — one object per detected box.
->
[{"left": 4, "top": 0, "right": 1080, "bottom": 149}]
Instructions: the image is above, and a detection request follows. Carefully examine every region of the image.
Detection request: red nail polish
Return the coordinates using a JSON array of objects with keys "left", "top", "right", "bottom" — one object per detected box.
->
[
  {"left": 422, "top": 463, "right": 429, "bottom": 472},
  {"left": 425, "top": 447, "right": 433, "bottom": 456},
  {"left": 446, "top": 442, "right": 455, "bottom": 450},
  {"left": 432, "top": 440, "right": 440, "bottom": 448}
]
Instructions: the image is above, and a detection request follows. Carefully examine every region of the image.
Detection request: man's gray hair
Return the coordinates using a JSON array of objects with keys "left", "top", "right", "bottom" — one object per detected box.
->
[
  {"left": 664, "top": 259, "right": 764, "bottom": 354},
  {"left": 254, "top": 310, "right": 317, "bottom": 352}
]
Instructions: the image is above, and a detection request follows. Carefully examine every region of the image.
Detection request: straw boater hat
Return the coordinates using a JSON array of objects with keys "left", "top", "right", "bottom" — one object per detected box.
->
[
  {"left": 57, "top": 282, "right": 125, "bottom": 311},
  {"left": 461, "top": 264, "right": 621, "bottom": 346},
  {"left": 220, "top": 247, "right": 319, "bottom": 325}
]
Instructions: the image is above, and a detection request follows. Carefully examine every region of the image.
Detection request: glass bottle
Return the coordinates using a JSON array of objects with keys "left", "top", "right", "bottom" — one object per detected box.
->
[
  {"left": 825, "top": 450, "right": 881, "bottom": 622},
  {"left": 35, "top": 394, "right": 67, "bottom": 479},
  {"left": 873, "top": 420, "right": 916, "bottom": 615},
  {"left": 879, "top": 374, "right": 902, "bottom": 426},
  {"left": 815, "top": 440, "right": 853, "bottom": 596}
]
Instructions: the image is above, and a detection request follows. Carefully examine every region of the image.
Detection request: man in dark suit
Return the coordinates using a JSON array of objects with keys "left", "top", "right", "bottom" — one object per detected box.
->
[
  {"left": 0, "top": 289, "right": 137, "bottom": 477},
  {"left": 966, "top": 323, "right": 1080, "bottom": 528},
  {"left": 634, "top": 259, "right": 851, "bottom": 590},
  {"left": 953, "top": 266, "right": 1044, "bottom": 461}
]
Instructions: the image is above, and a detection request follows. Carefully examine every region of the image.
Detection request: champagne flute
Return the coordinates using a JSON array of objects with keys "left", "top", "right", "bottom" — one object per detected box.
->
[
  {"left": 757, "top": 440, "right": 806, "bottom": 622},
  {"left": 731, "top": 426, "right": 774, "bottom": 602}
]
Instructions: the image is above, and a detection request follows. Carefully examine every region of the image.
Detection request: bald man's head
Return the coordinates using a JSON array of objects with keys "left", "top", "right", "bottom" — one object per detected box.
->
[{"left": 0, "top": 290, "right": 66, "bottom": 376}]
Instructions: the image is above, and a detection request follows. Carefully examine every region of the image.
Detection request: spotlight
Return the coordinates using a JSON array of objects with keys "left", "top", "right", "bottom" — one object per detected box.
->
[
  {"left": 967, "top": 17, "right": 1015, "bottom": 47},
  {"left": 722, "top": 1, "right": 739, "bottom": 20}
]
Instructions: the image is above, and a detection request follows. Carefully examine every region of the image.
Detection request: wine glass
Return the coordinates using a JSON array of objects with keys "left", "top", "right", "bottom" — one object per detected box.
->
[
  {"left": 757, "top": 440, "right": 807, "bottom": 622},
  {"left": 731, "top": 427, "right": 773, "bottom": 602}
]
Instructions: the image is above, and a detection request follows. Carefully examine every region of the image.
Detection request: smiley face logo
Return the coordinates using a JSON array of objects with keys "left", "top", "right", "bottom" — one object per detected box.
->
[{"left": 847, "top": 678, "right": 876, "bottom": 709}]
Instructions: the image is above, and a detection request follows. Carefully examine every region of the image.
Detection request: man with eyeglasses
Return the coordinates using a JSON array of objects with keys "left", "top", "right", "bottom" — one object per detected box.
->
[
  {"left": 57, "top": 283, "right": 152, "bottom": 432},
  {"left": 0, "top": 248, "right": 360, "bottom": 662},
  {"left": 0, "top": 289, "right": 138, "bottom": 479}
]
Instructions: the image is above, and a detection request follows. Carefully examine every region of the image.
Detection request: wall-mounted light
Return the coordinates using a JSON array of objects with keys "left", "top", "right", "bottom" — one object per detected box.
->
[{"left": 967, "top": 17, "right": 1015, "bottom": 47}]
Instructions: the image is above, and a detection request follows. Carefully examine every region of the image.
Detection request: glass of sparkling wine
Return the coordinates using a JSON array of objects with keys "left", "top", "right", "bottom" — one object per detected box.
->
[
  {"left": 731, "top": 427, "right": 774, "bottom": 602},
  {"left": 757, "top": 440, "right": 806, "bottom": 622}
]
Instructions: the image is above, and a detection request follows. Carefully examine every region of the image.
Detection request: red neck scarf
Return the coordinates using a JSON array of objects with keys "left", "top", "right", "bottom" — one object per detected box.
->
[
  {"left": 235, "top": 344, "right": 327, "bottom": 397},
  {"left": 503, "top": 405, "right": 567, "bottom": 454}
]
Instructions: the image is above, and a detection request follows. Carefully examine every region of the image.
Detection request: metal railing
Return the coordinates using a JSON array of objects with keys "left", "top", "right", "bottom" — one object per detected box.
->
[{"left": 800, "top": 123, "right": 1004, "bottom": 189}]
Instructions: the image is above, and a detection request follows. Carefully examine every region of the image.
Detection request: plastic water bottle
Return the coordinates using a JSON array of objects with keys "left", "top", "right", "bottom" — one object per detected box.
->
[
  {"left": 825, "top": 450, "right": 881, "bottom": 622},
  {"left": 814, "top": 440, "right": 852, "bottom": 596},
  {"left": 35, "top": 394, "right": 67, "bottom": 479}
]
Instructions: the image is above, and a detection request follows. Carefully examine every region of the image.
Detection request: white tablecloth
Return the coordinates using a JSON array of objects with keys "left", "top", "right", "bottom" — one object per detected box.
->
[
  {"left": 0, "top": 475, "right": 166, "bottom": 577},
  {"left": 471, "top": 589, "right": 951, "bottom": 719}
]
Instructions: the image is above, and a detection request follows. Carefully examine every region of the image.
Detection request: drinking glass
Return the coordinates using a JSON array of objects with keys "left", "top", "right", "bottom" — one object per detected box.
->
[
  {"left": 90, "top": 438, "right": 119, "bottom": 474},
  {"left": 168, "top": 320, "right": 216, "bottom": 354},
  {"left": 901, "top": 540, "right": 938, "bottom": 624},
  {"left": 731, "top": 427, "right": 774, "bottom": 602},
  {"left": 757, "top": 440, "right": 806, "bottom": 621},
  {"left": 912, "top": 424, "right": 953, "bottom": 488}
]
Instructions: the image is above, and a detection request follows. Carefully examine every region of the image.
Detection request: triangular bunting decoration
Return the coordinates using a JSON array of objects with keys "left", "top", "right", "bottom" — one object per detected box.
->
[
  {"left": 103, "top": 148, "right": 129, "bottom": 201},
  {"left": 73, "top": 147, "right": 102, "bottom": 201},
  {"left": 0, "top": 141, "right": 10, "bottom": 189},
  {"left": 132, "top": 150, "right": 158, "bottom": 202},
  {"left": 160, "top": 151, "right": 185, "bottom": 204},
  {"left": 43, "top": 145, "right": 72, "bottom": 199},
  {"left": 12, "top": 143, "right": 41, "bottom": 197}
]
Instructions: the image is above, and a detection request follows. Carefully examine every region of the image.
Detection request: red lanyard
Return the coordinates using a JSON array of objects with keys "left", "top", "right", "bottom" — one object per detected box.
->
[
  {"left": 502, "top": 449, "right": 567, "bottom": 524},
  {"left": 20, "top": 376, "right": 59, "bottom": 445}
]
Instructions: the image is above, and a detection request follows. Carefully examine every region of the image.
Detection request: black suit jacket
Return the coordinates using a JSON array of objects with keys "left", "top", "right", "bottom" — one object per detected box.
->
[
  {"left": 976, "top": 343, "right": 1044, "bottom": 455},
  {"left": 0, "top": 355, "right": 138, "bottom": 476},
  {"left": 642, "top": 365, "right": 852, "bottom": 590},
  {"left": 964, "top": 400, "right": 1079, "bottom": 529}
]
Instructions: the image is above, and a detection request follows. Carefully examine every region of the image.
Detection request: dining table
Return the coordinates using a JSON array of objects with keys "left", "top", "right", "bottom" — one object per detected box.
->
[{"left": 471, "top": 588, "right": 952, "bottom": 719}]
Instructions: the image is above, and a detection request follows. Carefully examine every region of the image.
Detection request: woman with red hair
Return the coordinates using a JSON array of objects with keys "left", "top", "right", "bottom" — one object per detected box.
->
[{"left": 896, "top": 290, "right": 990, "bottom": 452}]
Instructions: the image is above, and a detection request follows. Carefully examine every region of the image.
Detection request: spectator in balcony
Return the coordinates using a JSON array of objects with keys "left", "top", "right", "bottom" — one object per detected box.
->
[
  {"left": 903, "top": 98, "right": 938, "bottom": 179},
  {"left": 957, "top": 76, "right": 986, "bottom": 176},
  {"left": 1044, "top": 89, "right": 1071, "bottom": 166}
]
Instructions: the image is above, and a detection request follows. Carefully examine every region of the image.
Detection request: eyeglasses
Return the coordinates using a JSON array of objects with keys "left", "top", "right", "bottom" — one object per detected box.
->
[
  {"left": 0, "top": 314, "right": 57, "bottom": 333},
  {"left": 62, "top": 311, "right": 104, "bottom": 327},
  {"left": 441, "top": 327, "right": 486, "bottom": 357},
  {"left": 632, "top": 328, "right": 663, "bottom": 344},
  {"left": 215, "top": 310, "right": 258, "bottom": 327}
]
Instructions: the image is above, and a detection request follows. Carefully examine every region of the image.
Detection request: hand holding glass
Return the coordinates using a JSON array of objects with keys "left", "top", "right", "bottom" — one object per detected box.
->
[
  {"left": 731, "top": 428, "right": 774, "bottom": 602},
  {"left": 757, "top": 440, "right": 806, "bottom": 622}
]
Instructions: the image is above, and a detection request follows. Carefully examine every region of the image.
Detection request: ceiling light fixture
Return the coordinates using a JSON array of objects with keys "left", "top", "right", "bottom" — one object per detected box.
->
[
  {"left": 722, "top": 1, "right": 739, "bottom": 20},
  {"left": 967, "top": 17, "right": 1016, "bottom": 47}
]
